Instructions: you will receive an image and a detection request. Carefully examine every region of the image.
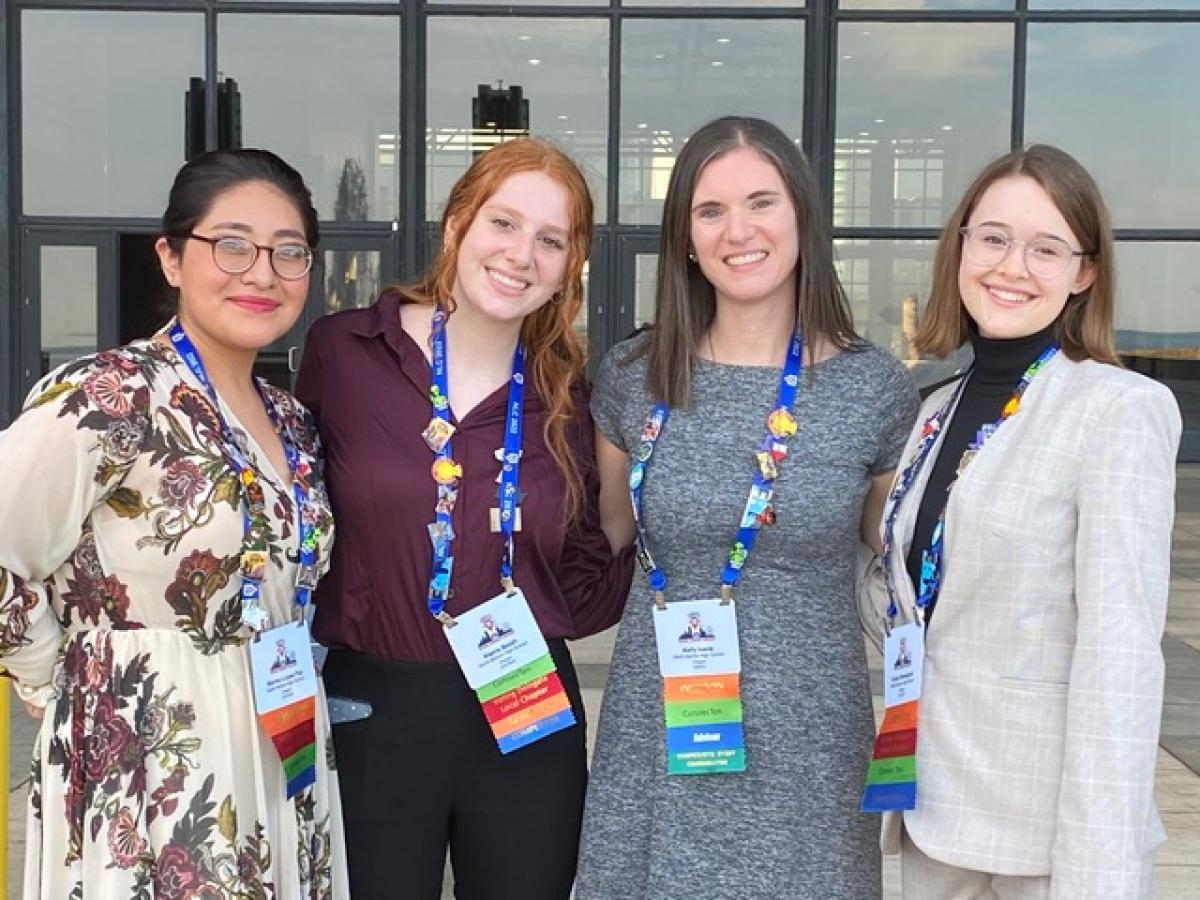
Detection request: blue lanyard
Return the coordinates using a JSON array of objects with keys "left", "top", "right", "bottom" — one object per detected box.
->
[
  {"left": 630, "top": 328, "right": 804, "bottom": 606},
  {"left": 881, "top": 344, "right": 1058, "bottom": 624},
  {"left": 168, "top": 321, "right": 319, "bottom": 632},
  {"left": 425, "top": 306, "right": 526, "bottom": 623}
]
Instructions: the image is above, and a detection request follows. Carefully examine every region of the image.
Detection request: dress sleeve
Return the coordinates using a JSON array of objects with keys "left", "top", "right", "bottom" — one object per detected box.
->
[
  {"left": 870, "top": 351, "right": 921, "bottom": 474},
  {"left": 557, "top": 395, "right": 637, "bottom": 637},
  {"left": 590, "top": 342, "right": 637, "bottom": 452},
  {"left": 1051, "top": 378, "right": 1180, "bottom": 898},
  {"left": 0, "top": 353, "right": 150, "bottom": 695}
]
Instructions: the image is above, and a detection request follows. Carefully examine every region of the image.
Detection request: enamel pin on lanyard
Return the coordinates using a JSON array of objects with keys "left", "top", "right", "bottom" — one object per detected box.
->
[
  {"left": 631, "top": 328, "right": 803, "bottom": 776},
  {"left": 169, "top": 322, "right": 321, "bottom": 799},
  {"left": 860, "top": 345, "right": 1058, "bottom": 812},
  {"left": 423, "top": 306, "right": 576, "bottom": 753}
]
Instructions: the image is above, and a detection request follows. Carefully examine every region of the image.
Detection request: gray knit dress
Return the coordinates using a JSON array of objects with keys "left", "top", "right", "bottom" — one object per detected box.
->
[{"left": 576, "top": 334, "right": 919, "bottom": 900}]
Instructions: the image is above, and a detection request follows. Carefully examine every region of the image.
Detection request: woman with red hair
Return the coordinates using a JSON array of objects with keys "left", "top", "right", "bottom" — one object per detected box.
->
[{"left": 296, "top": 138, "right": 634, "bottom": 900}]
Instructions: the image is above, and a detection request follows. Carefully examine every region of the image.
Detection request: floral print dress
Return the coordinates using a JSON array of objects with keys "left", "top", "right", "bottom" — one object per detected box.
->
[{"left": 0, "top": 337, "right": 348, "bottom": 899}]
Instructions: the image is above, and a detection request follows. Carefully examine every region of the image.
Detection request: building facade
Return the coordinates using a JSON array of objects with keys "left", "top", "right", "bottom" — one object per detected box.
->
[{"left": 2, "top": 0, "right": 1198, "bottom": 450}]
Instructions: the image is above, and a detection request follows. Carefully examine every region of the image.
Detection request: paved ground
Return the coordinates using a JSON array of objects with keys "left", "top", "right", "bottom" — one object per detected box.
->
[{"left": 8, "top": 467, "right": 1200, "bottom": 898}]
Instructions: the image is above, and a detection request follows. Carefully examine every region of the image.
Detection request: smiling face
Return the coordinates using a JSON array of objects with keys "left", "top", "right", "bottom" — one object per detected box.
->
[
  {"left": 156, "top": 180, "right": 310, "bottom": 354},
  {"left": 959, "top": 175, "right": 1095, "bottom": 340},
  {"left": 689, "top": 147, "right": 800, "bottom": 314},
  {"left": 449, "top": 170, "right": 571, "bottom": 327}
]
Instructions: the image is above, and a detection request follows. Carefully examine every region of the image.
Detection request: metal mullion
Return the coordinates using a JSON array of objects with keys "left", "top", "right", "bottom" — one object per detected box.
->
[
  {"left": 401, "top": 0, "right": 424, "bottom": 278},
  {"left": 603, "top": 11, "right": 621, "bottom": 350},
  {"left": 1028, "top": 9, "right": 1200, "bottom": 22},
  {"left": 1, "top": 0, "right": 13, "bottom": 421},
  {"left": 1113, "top": 230, "right": 1200, "bottom": 242},
  {"left": 18, "top": 216, "right": 160, "bottom": 231},
  {"left": 1011, "top": 0, "right": 1026, "bottom": 149},
  {"left": 808, "top": 0, "right": 835, "bottom": 212},
  {"left": 836, "top": 7, "right": 1200, "bottom": 23},
  {"left": 429, "top": 5, "right": 804, "bottom": 17},
  {"left": 205, "top": 2, "right": 218, "bottom": 152}
]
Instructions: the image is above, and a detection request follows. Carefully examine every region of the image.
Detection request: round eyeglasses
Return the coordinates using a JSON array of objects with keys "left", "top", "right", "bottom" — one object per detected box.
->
[
  {"left": 959, "top": 226, "right": 1092, "bottom": 280},
  {"left": 187, "top": 233, "right": 314, "bottom": 281}
]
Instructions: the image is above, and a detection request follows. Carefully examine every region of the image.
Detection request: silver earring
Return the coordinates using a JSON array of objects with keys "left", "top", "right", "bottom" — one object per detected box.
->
[{"left": 687, "top": 251, "right": 697, "bottom": 262}]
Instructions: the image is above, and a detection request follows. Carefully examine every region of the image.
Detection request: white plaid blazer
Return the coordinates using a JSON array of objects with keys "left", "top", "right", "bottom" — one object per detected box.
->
[{"left": 863, "top": 354, "right": 1180, "bottom": 898}]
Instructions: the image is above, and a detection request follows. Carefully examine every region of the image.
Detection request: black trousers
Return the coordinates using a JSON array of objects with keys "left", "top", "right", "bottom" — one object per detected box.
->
[{"left": 324, "top": 640, "right": 588, "bottom": 900}]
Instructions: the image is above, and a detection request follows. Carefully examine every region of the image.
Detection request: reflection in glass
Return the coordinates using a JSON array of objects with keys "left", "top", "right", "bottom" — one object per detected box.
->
[
  {"left": 1113, "top": 242, "right": 1200, "bottom": 460},
  {"left": 22, "top": 11, "right": 203, "bottom": 216},
  {"left": 1032, "top": 0, "right": 1199, "bottom": 8},
  {"left": 324, "top": 249, "right": 383, "bottom": 313},
  {"left": 624, "top": 0, "right": 802, "bottom": 6},
  {"left": 220, "top": 14, "right": 400, "bottom": 220},
  {"left": 575, "top": 260, "right": 591, "bottom": 344},
  {"left": 1026, "top": 24, "right": 1200, "bottom": 228},
  {"left": 40, "top": 246, "right": 98, "bottom": 376},
  {"left": 831, "top": 239, "right": 969, "bottom": 387},
  {"left": 834, "top": 23, "right": 1012, "bottom": 229},
  {"left": 1113, "top": 243, "right": 1200, "bottom": 357},
  {"left": 433, "top": 0, "right": 604, "bottom": 5},
  {"left": 426, "top": 18, "right": 608, "bottom": 221},
  {"left": 621, "top": 20, "right": 804, "bottom": 226},
  {"left": 633, "top": 254, "right": 660, "bottom": 329},
  {"left": 841, "top": 0, "right": 1009, "bottom": 8}
]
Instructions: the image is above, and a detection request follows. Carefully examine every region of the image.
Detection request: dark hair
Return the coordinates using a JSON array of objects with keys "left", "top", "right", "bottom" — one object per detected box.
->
[
  {"left": 638, "top": 116, "right": 858, "bottom": 408},
  {"left": 161, "top": 148, "right": 319, "bottom": 254},
  {"left": 916, "top": 144, "right": 1117, "bottom": 365}
]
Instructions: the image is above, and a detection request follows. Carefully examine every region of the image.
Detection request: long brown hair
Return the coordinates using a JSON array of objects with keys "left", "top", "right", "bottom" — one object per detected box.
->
[
  {"left": 916, "top": 144, "right": 1118, "bottom": 364},
  {"left": 389, "top": 138, "right": 593, "bottom": 521},
  {"left": 637, "top": 116, "right": 858, "bottom": 408}
]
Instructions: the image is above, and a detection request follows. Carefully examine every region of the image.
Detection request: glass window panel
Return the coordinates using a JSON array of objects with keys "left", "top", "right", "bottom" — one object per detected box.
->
[
  {"left": 834, "top": 23, "right": 1012, "bottom": 229},
  {"left": 575, "top": 260, "right": 591, "bottom": 344},
  {"left": 40, "top": 246, "right": 98, "bottom": 376},
  {"left": 634, "top": 254, "right": 659, "bottom": 328},
  {"left": 22, "top": 11, "right": 204, "bottom": 216},
  {"left": 1113, "top": 242, "right": 1200, "bottom": 460},
  {"left": 427, "top": 18, "right": 609, "bottom": 221},
  {"left": 841, "top": 0, "right": 1009, "bottom": 8},
  {"left": 1025, "top": 24, "right": 1200, "bottom": 228},
  {"left": 1032, "top": 0, "right": 1199, "bottom": 8},
  {"left": 624, "top": 0, "right": 802, "bottom": 7},
  {"left": 433, "top": 0, "right": 604, "bottom": 5},
  {"left": 220, "top": 15, "right": 400, "bottom": 221},
  {"left": 1114, "top": 243, "right": 1200, "bottom": 357},
  {"left": 621, "top": 20, "right": 804, "bottom": 226},
  {"left": 324, "top": 249, "right": 383, "bottom": 314}
]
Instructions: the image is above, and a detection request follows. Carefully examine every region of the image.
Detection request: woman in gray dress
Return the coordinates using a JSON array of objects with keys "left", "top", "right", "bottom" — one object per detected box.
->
[{"left": 576, "top": 116, "right": 919, "bottom": 899}]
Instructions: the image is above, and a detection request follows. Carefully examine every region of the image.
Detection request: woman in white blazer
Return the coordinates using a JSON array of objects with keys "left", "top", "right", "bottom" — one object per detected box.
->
[{"left": 863, "top": 145, "right": 1182, "bottom": 899}]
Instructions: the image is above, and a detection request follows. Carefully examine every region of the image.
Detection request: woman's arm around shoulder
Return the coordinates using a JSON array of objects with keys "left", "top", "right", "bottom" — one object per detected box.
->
[
  {"left": 556, "top": 382, "right": 637, "bottom": 638},
  {"left": 1053, "top": 370, "right": 1180, "bottom": 898},
  {"left": 0, "top": 348, "right": 154, "bottom": 699}
]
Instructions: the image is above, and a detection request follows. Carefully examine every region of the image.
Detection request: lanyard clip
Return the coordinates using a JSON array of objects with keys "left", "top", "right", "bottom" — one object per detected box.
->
[
  {"left": 719, "top": 584, "right": 733, "bottom": 606},
  {"left": 500, "top": 575, "right": 516, "bottom": 595},
  {"left": 653, "top": 591, "right": 667, "bottom": 610},
  {"left": 436, "top": 610, "right": 458, "bottom": 629}
]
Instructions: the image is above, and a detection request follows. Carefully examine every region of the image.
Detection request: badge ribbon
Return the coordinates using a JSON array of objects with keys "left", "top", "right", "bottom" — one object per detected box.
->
[
  {"left": 861, "top": 344, "right": 1058, "bottom": 812},
  {"left": 169, "top": 321, "right": 321, "bottom": 798},
  {"left": 424, "top": 306, "right": 575, "bottom": 753},
  {"left": 631, "top": 327, "right": 804, "bottom": 776}
]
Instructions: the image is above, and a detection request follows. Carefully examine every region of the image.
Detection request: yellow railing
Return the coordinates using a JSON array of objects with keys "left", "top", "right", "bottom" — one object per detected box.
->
[{"left": 1, "top": 680, "right": 9, "bottom": 899}]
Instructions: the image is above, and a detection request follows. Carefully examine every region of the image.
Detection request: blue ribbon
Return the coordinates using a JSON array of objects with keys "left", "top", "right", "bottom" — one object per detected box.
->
[
  {"left": 168, "top": 321, "right": 317, "bottom": 627},
  {"left": 629, "top": 328, "right": 804, "bottom": 602},
  {"left": 426, "top": 306, "right": 526, "bottom": 621},
  {"left": 881, "top": 344, "right": 1058, "bottom": 623}
]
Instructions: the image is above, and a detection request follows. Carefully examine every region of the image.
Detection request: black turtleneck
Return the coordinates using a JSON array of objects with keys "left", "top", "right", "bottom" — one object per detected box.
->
[{"left": 904, "top": 322, "right": 1058, "bottom": 621}]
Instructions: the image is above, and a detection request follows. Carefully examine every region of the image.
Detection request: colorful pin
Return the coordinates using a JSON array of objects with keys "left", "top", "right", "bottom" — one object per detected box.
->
[
  {"left": 432, "top": 458, "right": 463, "bottom": 485},
  {"left": 766, "top": 408, "right": 797, "bottom": 439},
  {"left": 422, "top": 418, "right": 456, "bottom": 453},
  {"left": 755, "top": 451, "right": 778, "bottom": 480}
]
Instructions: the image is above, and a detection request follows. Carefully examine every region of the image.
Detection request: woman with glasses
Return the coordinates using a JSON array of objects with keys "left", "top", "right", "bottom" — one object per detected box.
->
[
  {"left": 295, "top": 138, "right": 634, "bottom": 900},
  {"left": 862, "top": 145, "right": 1179, "bottom": 898},
  {"left": 0, "top": 148, "right": 347, "bottom": 897}
]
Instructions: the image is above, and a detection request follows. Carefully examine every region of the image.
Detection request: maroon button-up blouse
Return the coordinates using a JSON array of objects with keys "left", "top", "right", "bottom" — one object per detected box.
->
[{"left": 295, "top": 292, "right": 635, "bottom": 664}]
